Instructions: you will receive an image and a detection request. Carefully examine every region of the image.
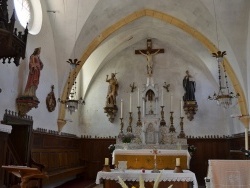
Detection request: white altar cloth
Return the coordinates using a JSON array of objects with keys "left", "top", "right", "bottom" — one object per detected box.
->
[
  {"left": 207, "top": 160, "right": 250, "bottom": 188},
  {"left": 96, "top": 169, "right": 198, "bottom": 188},
  {"left": 112, "top": 149, "right": 191, "bottom": 168}
]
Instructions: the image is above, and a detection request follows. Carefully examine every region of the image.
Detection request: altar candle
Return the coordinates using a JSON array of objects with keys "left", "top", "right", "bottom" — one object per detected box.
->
[
  {"left": 105, "top": 158, "right": 109, "bottom": 165},
  {"left": 176, "top": 158, "right": 180, "bottom": 166},
  {"left": 245, "top": 127, "right": 249, "bottom": 150},
  {"left": 170, "top": 94, "right": 173, "bottom": 111},
  {"left": 129, "top": 93, "right": 132, "bottom": 112},
  {"left": 137, "top": 88, "right": 140, "bottom": 106},
  {"left": 154, "top": 154, "right": 156, "bottom": 160},
  {"left": 180, "top": 100, "right": 183, "bottom": 117},
  {"left": 161, "top": 88, "right": 164, "bottom": 106},
  {"left": 121, "top": 99, "right": 123, "bottom": 118}
]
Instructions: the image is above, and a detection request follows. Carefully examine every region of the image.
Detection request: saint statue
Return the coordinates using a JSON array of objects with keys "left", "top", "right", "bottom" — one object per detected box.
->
[
  {"left": 183, "top": 70, "right": 196, "bottom": 101},
  {"left": 24, "top": 47, "right": 43, "bottom": 99},
  {"left": 106, "top": 73, "right": 119, "bottom": 106}
]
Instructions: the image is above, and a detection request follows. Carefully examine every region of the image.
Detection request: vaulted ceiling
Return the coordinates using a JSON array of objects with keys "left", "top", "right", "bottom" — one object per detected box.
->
[{"left": 44, "top": 0, "right": 250, "bottom": 120}]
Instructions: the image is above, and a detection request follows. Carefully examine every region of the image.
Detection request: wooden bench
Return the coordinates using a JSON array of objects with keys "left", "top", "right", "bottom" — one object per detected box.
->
[{"left": 43, "top": 165, "right": 87, "bottom": 185}]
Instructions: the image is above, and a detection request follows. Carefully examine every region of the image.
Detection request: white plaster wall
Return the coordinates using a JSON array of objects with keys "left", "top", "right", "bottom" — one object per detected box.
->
[
  {"left": 79, "top": 40, "right": 235, "bottom": 137},
  {"left": 0, "top": 1, "right": 59, "bottom": 131}
]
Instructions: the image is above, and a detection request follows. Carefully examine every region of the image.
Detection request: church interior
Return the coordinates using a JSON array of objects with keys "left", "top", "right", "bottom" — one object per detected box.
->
[{"left": 1, "top": 0, "right": 250, "bottom": 187}]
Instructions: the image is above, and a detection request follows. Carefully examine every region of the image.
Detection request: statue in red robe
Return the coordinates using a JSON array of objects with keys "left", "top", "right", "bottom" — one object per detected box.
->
[{"left": 24, "top": 47, "right": 43, "bottom": 99}]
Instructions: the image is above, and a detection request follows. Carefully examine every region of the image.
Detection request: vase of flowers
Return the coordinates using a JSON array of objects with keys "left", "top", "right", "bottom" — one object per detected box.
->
[
  {"left": 188, "top": 144, "right": 197, "bottom": 156},
  {"left": 108, "top": 144, "right": 115, "bottom": 154},
  {"left": 120, "top": 133, "right": 135, "bottom": 150}
]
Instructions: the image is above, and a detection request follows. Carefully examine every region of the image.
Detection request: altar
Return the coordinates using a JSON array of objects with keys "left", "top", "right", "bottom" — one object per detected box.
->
[
  {"left": 112, "top": 149, "right": 190, "bottom": 170},
  {"left": 96, "top": 169, "right": 198, "bottom": 188}
]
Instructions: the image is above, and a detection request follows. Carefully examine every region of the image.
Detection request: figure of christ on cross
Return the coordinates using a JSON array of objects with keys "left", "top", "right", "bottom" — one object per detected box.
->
[{"left": 135, "top": 39, "right": 164, "bottom": 76}]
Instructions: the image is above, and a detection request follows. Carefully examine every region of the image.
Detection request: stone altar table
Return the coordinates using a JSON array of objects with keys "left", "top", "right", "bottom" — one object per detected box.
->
[{"left": 112, "top": 149, "right": 190, "bottom": 170}]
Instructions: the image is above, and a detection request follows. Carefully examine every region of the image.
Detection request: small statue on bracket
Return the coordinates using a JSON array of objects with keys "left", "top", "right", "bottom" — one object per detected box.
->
[
  {"left": 46, "top": 85, "right": 56, "bottom": 112},
  {"left": 104, "top": 73, "right": 119, "bottom": 123},
  {"left": 16, "top": 47, "right": 43, "bottom": 116},
  {"left": 182, "top": 70, "right": 198, "bottom": 121}
]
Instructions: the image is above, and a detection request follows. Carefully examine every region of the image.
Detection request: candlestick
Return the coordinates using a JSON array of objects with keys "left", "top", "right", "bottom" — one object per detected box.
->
[
  {"left": 178, "top": 117, "right": 185, "bottom": 138},
  {"left": 129, "top": 93, "right": 132, "bottom": 112},
  {"left": 176, "top": 158, "right": 180, "bottom": 166},
  {"left": 169, "top": 111, "right": 176, "bottom": 133},
  {"left": 170, "top": 94, "right": 173, "bottom": 112},
  {"left": 121, "top": 99, "right": 123, "bottom": 118},
  {"left": 180, "top": 100, "right": 183, "bottom": 117},
  {"left": 120, "top": 118, "right": 124, "bottom": 133},
  {"left": 160, "top": 106, "right": 166, "bottom": 126},
  {"left": 127, "top": 112, "right": 133, "bottom": 133},
  {"left": 105, "top": 158, "right": 109, "bottom": 165},
  {"left": 136, "top": 106, "right": 142, "bottom": 126}
]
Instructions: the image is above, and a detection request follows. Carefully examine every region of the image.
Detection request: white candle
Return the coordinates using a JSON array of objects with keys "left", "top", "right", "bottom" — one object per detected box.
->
[
  {"left": 105, "top": 158, "right": 109, "bottom": 165},
  {"left": 137, "top": 88, "right": 140, "bottom": 106},
  {"left": 161, "top": 88, "right": 164, "bottom": 106},
  {"left": 245, "top": 127, "right": 249, "bottom": 150},
  {"left": 154, "top": 154, "right": 156, "bottom": 160},
  {"left": 129, "top": 93, "right": 132, "bottom": 112},
  {"left": 180, "top": 100, "right": 183, "bottom": 117},
  {"left": 121, "top": 99, "right": 123, "bottom": 118},
  {"left": 170, "top": 94, "right": 173, "bottom": 112},
  {"left": 176, "top": 158, "right": 180, "bottom": 166}
]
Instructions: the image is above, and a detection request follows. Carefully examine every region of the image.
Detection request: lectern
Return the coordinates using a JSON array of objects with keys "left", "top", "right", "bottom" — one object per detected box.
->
[{"left": 2, "top": 165, "right": 48, "bottom": 188}]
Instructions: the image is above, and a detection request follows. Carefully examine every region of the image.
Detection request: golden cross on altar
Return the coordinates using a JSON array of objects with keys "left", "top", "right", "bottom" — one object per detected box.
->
[{"left": 135, "top": 39, "right": 164, "bottom": 76}]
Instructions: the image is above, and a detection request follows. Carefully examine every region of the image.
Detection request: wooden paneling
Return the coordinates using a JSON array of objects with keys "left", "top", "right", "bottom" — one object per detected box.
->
[
  {"left": 0, "top": 132, "right": 9, "bottom": 186},
  {"left": 31, "top": 132, "right": 86, "bottom": 185},
  {"left": 187, "top": 138, "right": 230, "bottom": 186},
  {"left": 80, "top": 138, "right": 116, "bottom": 179},
  {"left": 28, "top": 132, "right": 249, "bottom": 186}
]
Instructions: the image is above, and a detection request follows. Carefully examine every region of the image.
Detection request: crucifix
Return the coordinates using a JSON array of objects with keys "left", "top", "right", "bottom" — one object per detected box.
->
[{"left": 135, "top": 39, "right": 164, "bottom": 76}]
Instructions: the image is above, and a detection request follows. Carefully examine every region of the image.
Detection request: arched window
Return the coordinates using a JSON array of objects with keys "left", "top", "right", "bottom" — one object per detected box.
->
[{"left": 14, "top": 0, "right": 42, "bottom": 35}]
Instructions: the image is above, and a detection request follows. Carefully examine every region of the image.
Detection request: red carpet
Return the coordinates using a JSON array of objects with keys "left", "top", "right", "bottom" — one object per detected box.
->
[{"left": 55, "top": 178, "right": 96, "bottom": 188}]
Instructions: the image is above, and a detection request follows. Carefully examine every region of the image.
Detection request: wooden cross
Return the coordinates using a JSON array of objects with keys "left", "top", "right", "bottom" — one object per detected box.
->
[{"left": 135, "top": 39, "right": 164, "bottom": 75}]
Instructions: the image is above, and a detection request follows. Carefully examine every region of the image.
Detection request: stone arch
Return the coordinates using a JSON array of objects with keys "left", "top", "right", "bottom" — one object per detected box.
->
[{"left": 58, "top": 9, "right": 247, "bottom": 131}]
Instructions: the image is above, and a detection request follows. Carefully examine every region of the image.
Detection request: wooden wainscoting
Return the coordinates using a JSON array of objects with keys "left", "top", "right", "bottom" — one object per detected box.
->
[
  {"left": 80, "top": 137, "right": 116, "bottom": 180},
  {"left": 229, "top": 132, "right": 249, "bottom": 159},
  {"left": 187, "top": 137, "right": 230, "bottom": 186},
  {"left": 31, "top": 132, "right": 87, "bottom": 185},
  {"left": 29, "top": 132, "right": 249, "bottom": 186},
  {"left": 0, "top": 132, "right": 9, "bottom": 186}
]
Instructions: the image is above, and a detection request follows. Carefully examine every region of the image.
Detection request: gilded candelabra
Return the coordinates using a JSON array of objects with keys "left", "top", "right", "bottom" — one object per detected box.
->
[
  {"left": 137, "top": 106, "right": 142, "bottom": 126},
  {"left": 178, "top": 117, "right": 186, "bottom": 138},
  {"left": 120, "top": 118, "right": 124, "bottom": 133},
  {"left": 127, "top": 112, "right": 133, "bottom": 132},
  {"left": 169, "top": 111, "right": 176, "bottom": 132},
  {"left": 160, "top": 106, "right": 166, "bottom": 126}
]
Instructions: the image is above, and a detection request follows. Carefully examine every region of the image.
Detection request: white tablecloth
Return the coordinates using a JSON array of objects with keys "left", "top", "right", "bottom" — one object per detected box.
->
[
  {"left": 208, "top": 160, "right": 250, "bottom": 188},
  {"left": 96, "top": 169, "right": 198, "bottom": 188}
]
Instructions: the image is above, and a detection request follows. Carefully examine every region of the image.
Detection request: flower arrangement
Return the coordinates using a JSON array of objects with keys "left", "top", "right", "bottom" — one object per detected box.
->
[
  {"left": 119, "top": 133, "right": 135, "bottom": 143},
  {"left": 188, "top": 145, "right": 197, "bottom": 153},
  {"left": 108, "top": 144, "right": 115, "bottom": 153}
]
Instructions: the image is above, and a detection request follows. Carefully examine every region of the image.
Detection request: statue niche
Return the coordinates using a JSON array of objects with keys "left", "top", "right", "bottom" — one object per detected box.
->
[{"left": 145, "top": 89, "right": 156, "bottom": 115}]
